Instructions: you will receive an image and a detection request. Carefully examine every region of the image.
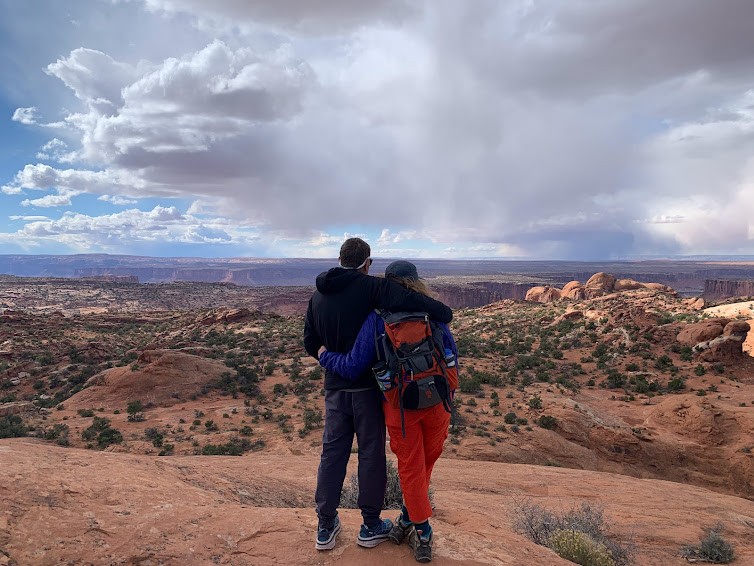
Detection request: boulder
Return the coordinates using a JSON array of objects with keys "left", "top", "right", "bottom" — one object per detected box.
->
[
  {"left": 684, "top": 297, "right": 706, "bottom": 310},
  {"left": 613, "top": 279, "right": 645, "bottom": 291},
  {"left": 723, "top": 320, "right": 750, "bottom": 337},
  {"left": 525, "top": 286, "right": 562, "bottom": 303},
  {"left": 644, "top": 282, "right": 676, "bottom": 294},
  {"left": 676, "top": 321, "right": 725, "bottom": 347},
  {"left": 585, "top": 272, "right": 616, "bottom": 294},
  {"left": 697, "top": 335, "right": 747, "bottom": 363}
]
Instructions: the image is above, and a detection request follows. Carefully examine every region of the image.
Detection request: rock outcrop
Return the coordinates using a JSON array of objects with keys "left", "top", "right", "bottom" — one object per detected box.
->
[
  {"left": 525, "top": 272, "right": 676, "bottom": 303},
  {"left": 524, "top": 286, "right": 561, "bottom": 303},
  {"left": 677, "top": 318, "right": 751, "bottom": 363}
]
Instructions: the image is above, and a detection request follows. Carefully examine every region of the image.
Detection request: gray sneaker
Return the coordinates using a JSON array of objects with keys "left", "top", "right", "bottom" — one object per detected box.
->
[
  {"left": 408, "top": 527, "right": 433, "bottom": 563},
  {"left": 388, "top": 513, "right": 412, "bottom": 545}
]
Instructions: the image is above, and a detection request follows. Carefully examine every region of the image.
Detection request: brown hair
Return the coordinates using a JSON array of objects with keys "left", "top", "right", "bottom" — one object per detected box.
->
[
  {"left": 339, "top": 237, "right": 371, "bottom": 268},
  {"left": 389, "top": 275, "right": 436, "bottom": 298}
]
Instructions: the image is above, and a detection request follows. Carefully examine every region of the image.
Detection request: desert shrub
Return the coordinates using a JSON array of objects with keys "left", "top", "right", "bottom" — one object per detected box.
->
[
  {"left": 539, "top": 415, "right": 558, "bottom": 430},
  {"left": 77, "top": 408, "right": 95, "bottom": 417},
  {"left": 549, "top": 529, "right": 615, "bottom": 566},
  {"left": 625, "top": 363, "right": 640, "bottom": 372},
  {"left": 529, "top": 395, "right": 543, "bottom": 410},
  {"left": 340, "top": 460, "right": 428, "bottom": 510},
  {"left": 632, "top": 376, "right": 649, "bottom": 394},
  {"left": 606, "top": 370, "right": 626, "bottom": 389},
  {"left": 127, "top": 400, "right": 145, "bottom": 422},
  {"left": 512, "top": 499, "right": 633, "bottom": 566},
  {"left": 459, "top": 376, "right": 482, "bottom": 393},
  {"left": 201, "top": 436, "right": 264, "bottom": 455},
  {"left": 42, "top": 423, "right": 70, "bottom": 445},
  {"left": 667, "top": 377, "right": 686, "bottom": 391},
  {"left": 504, "top": 412, "right": 517, "bottom": 424},
  {"left": 679, "top": 346, "right": 693, "bottom": 362},
  {"left": 97, "top": 427, "right": 123, "bottom": 448},
  {"left": 654, "top": 355, "right": 674, "bottom": 372},
  {"left": 0, "top": 415, "right": 28, "bottom": 438},
  {"left": 308, "top": 366, "right": 323, "bottom": 380},
  {"left": 144, "top": 427, "right": 163, "bottom": 447},
  {"left": 681, "top": 525, "right": 734, "bottom": 564},
  {"left": 302, "top": 407, "right": 323, "bottom": 430},
  {"left": 90, "top": 416, "right": 111, "bottom": 431},
  {"left": 694, "top": 364, "right": 706, "bottom": 376}
]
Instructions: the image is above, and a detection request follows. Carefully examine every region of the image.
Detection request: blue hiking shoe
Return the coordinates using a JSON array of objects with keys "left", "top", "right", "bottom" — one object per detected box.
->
[
  {"left": 357, "top": 518, "right": 393, "bottom": 548},
  {"left": 315, "top": 516, "right": 341, "bottom": 550}
]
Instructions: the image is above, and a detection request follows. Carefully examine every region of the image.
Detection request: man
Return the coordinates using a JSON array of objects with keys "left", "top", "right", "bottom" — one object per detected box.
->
[{"left": 303, "top": 238, "right": 453, "bottom": 551}]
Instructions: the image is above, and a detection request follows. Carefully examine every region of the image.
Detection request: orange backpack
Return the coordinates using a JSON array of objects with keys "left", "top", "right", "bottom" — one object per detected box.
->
[{"left": 371, "top": 310, "right": 458, "bottom": 436}]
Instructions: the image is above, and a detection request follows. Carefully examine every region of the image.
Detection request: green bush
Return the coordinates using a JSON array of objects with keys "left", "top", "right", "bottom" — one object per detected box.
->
[
  {"left": 512, "top": 499, "right": 633, "bottom": 566},
  {"left": 0, "top": 415, "right": 28, "bottom": 438},
  {"left": 504, "top": 412, "right": 517, "bottom": 424},
  {"left": 549, "top": 529, "right": 615, "bottom": 566},
  {"left": 127, "top": 400, "right": 145, "bottom": 422},
  {"left": 539, "top": 415, "right": 558, "bottom": 430},
  {"left": 97, "top": 427, "right": 123, "bottom": 448}
]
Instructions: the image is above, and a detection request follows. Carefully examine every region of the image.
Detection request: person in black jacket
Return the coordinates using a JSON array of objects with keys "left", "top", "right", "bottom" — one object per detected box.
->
[{"left": 304, "top": 238, "right": 452, "bottom": 551}]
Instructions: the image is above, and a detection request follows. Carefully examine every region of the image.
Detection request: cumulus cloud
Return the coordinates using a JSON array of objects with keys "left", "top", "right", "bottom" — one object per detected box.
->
[
  {"left": 12, "top": 107, "right": 39, "bottom": 125},
  {"left": 36, "top": 139, "right": 70, "bottom": 161},
  {"left": 98, "top": 194, "right": 137, "bottom": 205},
  {"left": 1, "top": 205, "right": 258, "bottom": 252},
  {"left": 5, "top": 0, "right": 754, "bottom": 257}
]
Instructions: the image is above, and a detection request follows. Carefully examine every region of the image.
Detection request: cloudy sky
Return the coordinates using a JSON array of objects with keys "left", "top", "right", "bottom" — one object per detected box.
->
[{"left": 2, "top": 0, "right": 754, "bottom": 260}]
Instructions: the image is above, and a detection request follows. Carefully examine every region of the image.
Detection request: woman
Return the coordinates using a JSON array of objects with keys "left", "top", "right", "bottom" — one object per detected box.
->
[{"left": 318, "top": 260, "right": 457, "bottom": 564}]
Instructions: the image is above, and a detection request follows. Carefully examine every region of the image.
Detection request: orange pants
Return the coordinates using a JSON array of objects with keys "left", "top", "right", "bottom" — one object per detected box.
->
[{"left": 385, "top": 402, "right": 451, "bottom": 523}]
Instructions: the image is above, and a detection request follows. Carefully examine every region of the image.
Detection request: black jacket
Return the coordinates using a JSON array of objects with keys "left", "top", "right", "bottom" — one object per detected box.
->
[{"left": 303, "top": 268, "right": 453, "bottom": 390}]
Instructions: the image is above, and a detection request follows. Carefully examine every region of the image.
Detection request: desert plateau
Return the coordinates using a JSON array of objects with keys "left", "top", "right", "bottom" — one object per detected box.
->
[{"left": 1, "top": 268, "right": 754, "bottom": 565}]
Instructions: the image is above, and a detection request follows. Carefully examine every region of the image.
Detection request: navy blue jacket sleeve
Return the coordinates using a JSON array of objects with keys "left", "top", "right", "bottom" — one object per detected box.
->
[{"left": 319, "top": 312, "right": 380, "bottom": 380}]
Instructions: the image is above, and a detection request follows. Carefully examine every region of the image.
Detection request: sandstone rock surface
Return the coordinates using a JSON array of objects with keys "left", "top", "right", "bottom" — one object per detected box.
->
[
  {"left": 2, "top": 439, "right": 754, "bottom": 566},
  {"left": 676, "top": 321, "right": 725, "bottom": 346},
  {"left": 524, "top": 286, "right": 561, "bottom": 303},
  {"left": 585, "top": 272, "right": 617, "bottom": 295}
]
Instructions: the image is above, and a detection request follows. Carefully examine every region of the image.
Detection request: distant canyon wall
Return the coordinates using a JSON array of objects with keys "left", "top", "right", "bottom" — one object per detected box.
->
[
  {"left": 433, "top": 281, "right": 534, "bottom": 308},
  {"left": 73, "top": 267, "right": 322, "bottom": 287},
  {"left": 703, "top": 279, "right": 754, "bottom": 301}
]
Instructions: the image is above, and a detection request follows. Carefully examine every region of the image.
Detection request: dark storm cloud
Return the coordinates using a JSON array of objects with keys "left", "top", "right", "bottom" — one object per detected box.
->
[{"left": 5, "top": 0, "right": 754, "bottom": 257}]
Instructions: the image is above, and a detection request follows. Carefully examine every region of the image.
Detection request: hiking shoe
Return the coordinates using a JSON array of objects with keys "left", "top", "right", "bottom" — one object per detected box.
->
[
  {"left": 408, "top": 527, "right": 433, "bottom": 563},
  {"left": 357, "top": 518, "right": 393, "bottom": 548},
  {"left": 315, "top": 516, "right": 341, "bottom": 550},
  {"left": 388, "top": 513, "right": 412, "bottom": 545}
]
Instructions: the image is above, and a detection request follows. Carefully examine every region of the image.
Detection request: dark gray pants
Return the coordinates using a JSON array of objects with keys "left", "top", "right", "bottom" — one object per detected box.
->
[{"left": 315, "top": 388, "right": 387, "bottom": 529}]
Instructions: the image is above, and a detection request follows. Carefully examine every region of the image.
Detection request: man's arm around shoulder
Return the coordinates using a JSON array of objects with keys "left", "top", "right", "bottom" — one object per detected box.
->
[{"left": 369, "top": 276, "right": 452, "bottom": 323}]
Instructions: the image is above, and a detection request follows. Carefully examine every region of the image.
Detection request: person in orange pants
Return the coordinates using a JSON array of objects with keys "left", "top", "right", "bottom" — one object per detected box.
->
[
  {"left": 318, "top": 260, "right": 457, "bottom": 563},
  {"left": 385, "top": 400, "right": 450, "bottom": 548}
]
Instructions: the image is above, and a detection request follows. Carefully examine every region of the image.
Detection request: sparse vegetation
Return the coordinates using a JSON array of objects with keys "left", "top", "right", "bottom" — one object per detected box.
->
[
  {"left": 681, "top": 524, "right": 735, "bottom": 564},
  {"left": 511, "top": 499, "right": 633, "bottom": 565}
]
